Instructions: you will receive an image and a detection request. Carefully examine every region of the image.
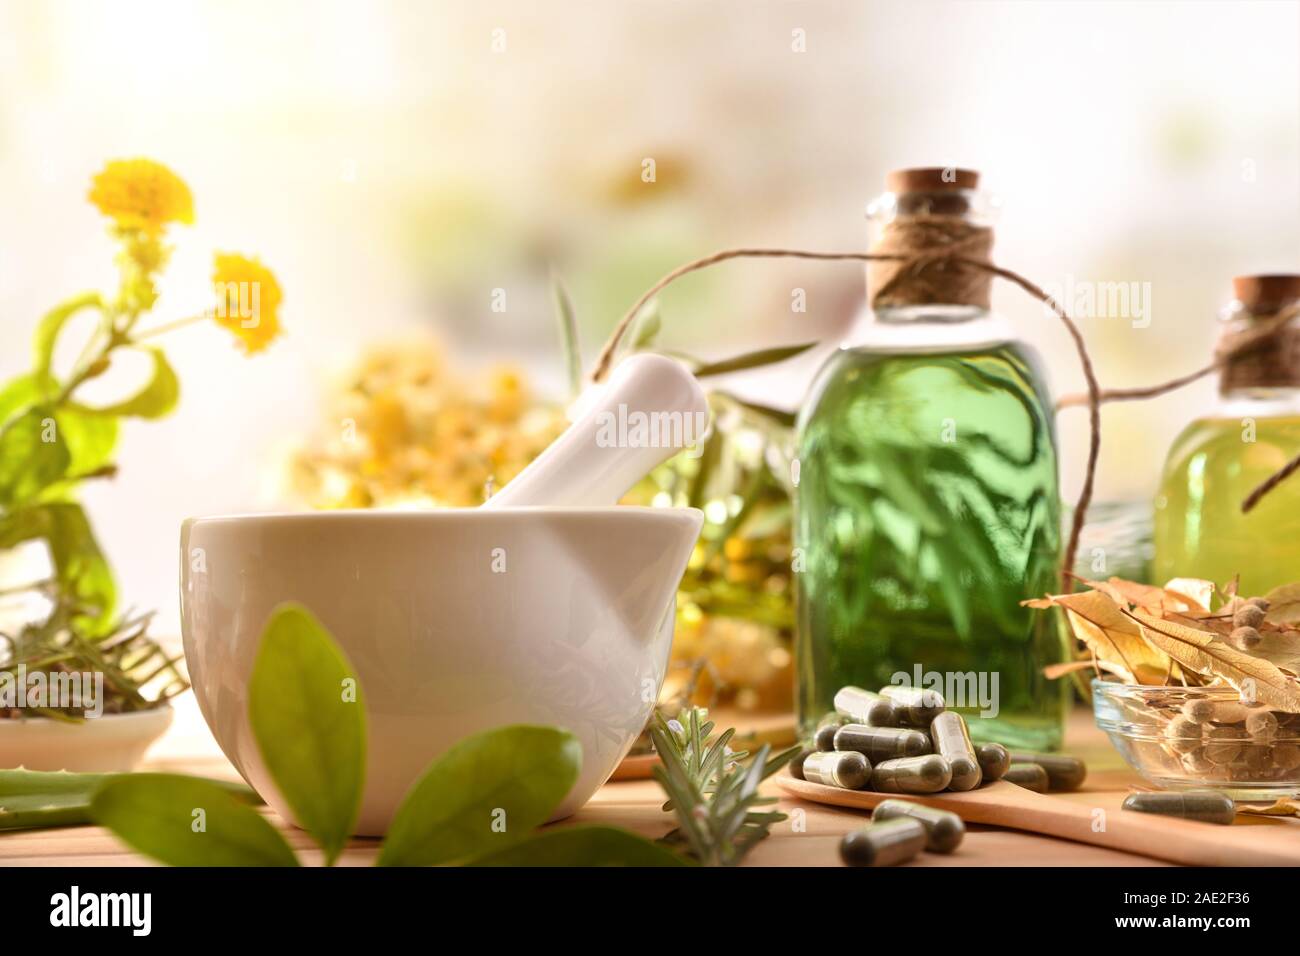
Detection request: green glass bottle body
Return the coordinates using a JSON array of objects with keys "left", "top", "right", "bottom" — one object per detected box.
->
[{"left": 794, "top": 317, "right": 1067, "bottom": 749}]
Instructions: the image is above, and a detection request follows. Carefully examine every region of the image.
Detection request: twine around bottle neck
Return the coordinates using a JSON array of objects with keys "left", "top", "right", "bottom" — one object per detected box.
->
[
  {"left": 867, "top": 214, "right": 995, "bottom": 311},
  {"left": 1218, "top": 304, "right": 1300, "bottom": 394}
]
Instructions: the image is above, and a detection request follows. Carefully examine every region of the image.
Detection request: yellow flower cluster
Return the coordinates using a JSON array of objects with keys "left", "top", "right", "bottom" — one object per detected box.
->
[
  {"left": 286, "top": 342, "right": 565, "bottom": 509},
  {"left": 85, "top": 159, "right": 284, "bottom": 354},
  {"left": 88, "top": 159, "right": 194, "bottom": 236},
  {"left": 211, "top": 253, "right": 284, "bottom": 354}
]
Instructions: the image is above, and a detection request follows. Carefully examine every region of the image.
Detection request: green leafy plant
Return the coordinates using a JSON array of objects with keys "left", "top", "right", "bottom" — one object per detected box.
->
[
  {"left": 0, "top": 768, "right": 257, "bottom": 831},
  {"left": 90, "top": 603, "right": 685, "bottom": 867},
  {"left": 0, "top": 158, "right": 283, "bottom": 720},
  {"left": 651, "top": 707, "right": 797, "bottom": 866}
]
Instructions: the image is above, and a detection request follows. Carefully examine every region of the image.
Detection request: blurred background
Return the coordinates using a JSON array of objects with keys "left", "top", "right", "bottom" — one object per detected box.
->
[{"left": 1, "top": 0, "right": 1297, "bottom": 708}]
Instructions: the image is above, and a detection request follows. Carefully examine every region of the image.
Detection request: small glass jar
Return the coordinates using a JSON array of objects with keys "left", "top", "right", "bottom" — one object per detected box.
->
[{"left": 1093, "top": 679, "right": 1300, "bottom": 801}]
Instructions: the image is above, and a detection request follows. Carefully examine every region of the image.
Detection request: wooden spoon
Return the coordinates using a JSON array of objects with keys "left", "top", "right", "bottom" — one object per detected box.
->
[{"left": 778, "top": 774, "right": 1300, "bottom": 866}]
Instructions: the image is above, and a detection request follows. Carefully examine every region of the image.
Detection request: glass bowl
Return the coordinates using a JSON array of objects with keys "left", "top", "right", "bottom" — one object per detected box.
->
[{"left": 1093, "top": 678, "right": 1300, "bottom": 802}]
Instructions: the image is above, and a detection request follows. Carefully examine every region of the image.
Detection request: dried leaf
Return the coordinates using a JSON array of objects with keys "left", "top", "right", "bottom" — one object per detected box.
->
[
  {"left": 1264, "top": 582, "right": 1300, "bottom": 625},
  {"left": 1250, "top": 630, "right": 1300, "bottom": 675},
  {"left": 1161, "top": 578, "right": 1214, "bottom": 613},
  {"left": 1105, "top": 577, "right": 1201, "bottom": 615},
  {"left": 1043, "top": 660, "right": 1095, "bottom": 679},
  {"left": 1126, "top": 610, "right": 1300, "bottom": 713},
  {"left": 1043, "top": 659, "right": 1131, "bottom": 681},
  {"left": 1033, "top": 590, "right": 1174, "bottom": 684},
  {"left": 1236, "top": 798, "right": 1300, "bottom": 818}
]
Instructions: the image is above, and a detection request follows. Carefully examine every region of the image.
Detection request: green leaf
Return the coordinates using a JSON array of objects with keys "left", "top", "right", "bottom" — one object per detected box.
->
[
  {"left": 92, "top": 773, "right": 298, "bottom": 867},
  {"left": 0, "top": 407, "right": 70, "bottom": 506},
  {"left": 468, "top": 826, "right": 688, "bottom": 867},
  {"left": 248, "top": 603, "right": 366, "bottom": 866},
  {"left": 691, "top": 342, "right": 817, "bottom": 378},
  {"left": 72, "top": 348, "right": 179, "bottom": 420},
  {"left": 710, "top": 391, "right": 797, "bottom": 428},
  {"left": 686, "top": 425, "right": 723, "bottom": 511},
  {"left": 551, "top": 271, "right": 582, "bottom": 400},
  {"left": 0, "top": 503, "right": 117, "bottom": 632},
  {"left": 0, "top": 768, "right": 258, "bottom": 831},
  {"left": 47, "top": 503, "right": 116, "bottom": 631},
  {"left": 0, "top": 373, "right": 47, "bottom": 430},
  {"left": 629, "top": 301, "right": 661, "bottom": 350},
  {"left": 45, "top": 406, "right": 118, "bottom": 487},
  {"left": 377, "top": 725, "right": 581, "bottom": 867},
  {"left": 33, "top": 292, "right": 104, "bottom": 390}
]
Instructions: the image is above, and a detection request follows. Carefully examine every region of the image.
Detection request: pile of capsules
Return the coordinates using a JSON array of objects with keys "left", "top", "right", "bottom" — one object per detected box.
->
[
  {"left": 794, "top": 685, "right": 1088, "bottom": 797},
  {"left": 791, "top": 685, "right": 1087, "bottom": 866}
]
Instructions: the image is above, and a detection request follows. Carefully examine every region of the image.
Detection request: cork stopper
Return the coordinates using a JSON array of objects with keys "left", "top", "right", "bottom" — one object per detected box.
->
[
  {"left": 1233, "top": 274, "right": 1300, "bottom": 313},
  {"left": 869, "top": 167, "right": 993, "bottom": 310},
  {"left": 1220, "top": 274, "right": 1300, "bottom": 393},
  {"left": 885, "top": 167, "right": 980, "bottom": 193}
]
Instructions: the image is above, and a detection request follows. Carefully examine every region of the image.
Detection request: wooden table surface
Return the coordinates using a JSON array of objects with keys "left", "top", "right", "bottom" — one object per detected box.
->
[{"left": 2, "top": 700, "right": 1294, "bottom": 867}]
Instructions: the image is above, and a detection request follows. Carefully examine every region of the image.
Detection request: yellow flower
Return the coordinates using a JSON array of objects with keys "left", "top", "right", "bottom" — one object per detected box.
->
[
  {"left": 211, "top": 253, "right": 283, "bottom": 354},
  {"left": 88, "top": 159, "right": 194, "bottom": 235},
  {"left": 124, "top": 233, "right": 168, "bottom": 274}
]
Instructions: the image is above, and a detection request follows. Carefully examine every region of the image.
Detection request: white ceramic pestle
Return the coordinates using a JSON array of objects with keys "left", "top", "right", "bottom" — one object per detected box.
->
[{"left": 483, "top": 353, "right": 710, "bottom": 508}]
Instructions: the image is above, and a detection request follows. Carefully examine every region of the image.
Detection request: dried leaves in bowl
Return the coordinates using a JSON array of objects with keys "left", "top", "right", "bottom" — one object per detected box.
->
[{"left": 1025, "top": 577, "right": 1300, "bottom": 713}]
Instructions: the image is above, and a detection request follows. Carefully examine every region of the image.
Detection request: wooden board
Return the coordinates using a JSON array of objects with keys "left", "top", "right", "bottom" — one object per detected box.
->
[{"left": 777, "top": 774, "right": 1300, "bottom": 867}]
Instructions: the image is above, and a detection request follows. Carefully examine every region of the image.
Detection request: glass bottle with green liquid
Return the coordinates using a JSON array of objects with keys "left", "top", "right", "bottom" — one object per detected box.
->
[
  {"left": 1154, "top": 274, "right": 1300, "bottom": 593},
  {"left": 795, "top": 168, "right": 1066, "bottom": 749}
]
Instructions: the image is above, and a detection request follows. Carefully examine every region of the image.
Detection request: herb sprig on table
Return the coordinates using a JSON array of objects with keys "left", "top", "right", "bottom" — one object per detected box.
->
[{"left": 651, "top": 707, "right": 798, "bottom": 866}]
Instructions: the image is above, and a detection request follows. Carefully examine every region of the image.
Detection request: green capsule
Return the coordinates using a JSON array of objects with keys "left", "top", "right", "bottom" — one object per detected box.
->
[
  {"left": 839, "top": 818, "right": 927, "bottom": 867},
  {"left": 802, "top": 751, "right": 871, "bottom": 790},
  {"left": 789, "top": 747, "right": 813, "bottom": 781},
  {"left": 816, "top": 712, "right": 848, "bottom": 740},
  {"left": 873, "top": 798, "right": 965, "bottom": 853},
  {"left": 833, "top": 723, "right": 931, "bottom": 763},
  {"left": 814, "top": 723, "right": 840, "bottom": 752},
  {"left": 871, "top": 754, "right": 951, "bottom": 794},
  {"left": 975, "top": 742, "right": 1010, "bottom": 782},
  {"left": 1008, "top": 751, "right": 1086, "bottom": 791},
  {"left": 880, "top": 685, "right": 945, "bottom": 725},
  {"left": 1121, "top": 790, "right": 1236, "bottom": 826},
  {"left": 929, "top": 712, "right": 981, "bottom": 792},
  {"left": 834, "top": 686, "right": 897, "bottom": 726},
  {"left": 1003, "top": 762, "right": 1049, "bottom": 793}
]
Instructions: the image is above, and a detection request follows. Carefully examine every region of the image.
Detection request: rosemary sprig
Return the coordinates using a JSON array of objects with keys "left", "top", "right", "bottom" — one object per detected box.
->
[
  {"left": 650, "top": 707, "right": 798, "bottom": 866},
  {"left": 0, "top": 599, "right": 187, "bottom": 720}
]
